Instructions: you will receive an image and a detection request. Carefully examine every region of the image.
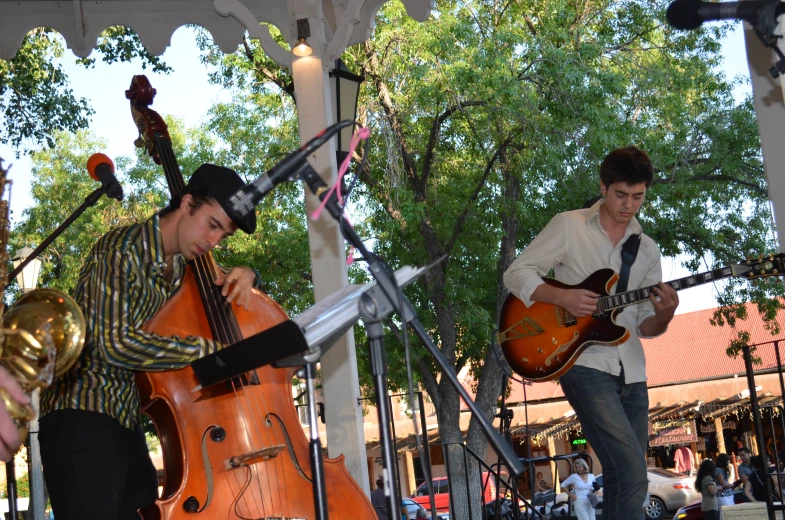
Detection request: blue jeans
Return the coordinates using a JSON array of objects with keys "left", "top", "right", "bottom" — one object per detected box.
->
[{"left": 560, "top": 365, "right": 649, "bottom": 520}]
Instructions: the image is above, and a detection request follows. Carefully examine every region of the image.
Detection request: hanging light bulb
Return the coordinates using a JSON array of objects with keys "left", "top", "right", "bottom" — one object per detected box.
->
[
  {"left": 292, "top": 19, "right": 313, "bottom": 57},
  {"left": 293, "top": 37, "right": 312, "bottom": 57}
]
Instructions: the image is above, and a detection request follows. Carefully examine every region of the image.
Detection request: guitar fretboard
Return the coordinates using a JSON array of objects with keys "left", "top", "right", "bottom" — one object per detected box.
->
[{"left": 598, "top": 266, "right": 736, "bottom": 313}]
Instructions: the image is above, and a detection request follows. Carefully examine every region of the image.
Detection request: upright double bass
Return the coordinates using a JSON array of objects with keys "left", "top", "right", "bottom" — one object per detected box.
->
[{"left": 126, "top": 75, "right": 376, "bottom": 520}]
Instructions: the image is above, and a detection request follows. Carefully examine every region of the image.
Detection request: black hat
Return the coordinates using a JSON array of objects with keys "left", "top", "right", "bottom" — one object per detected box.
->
[{"left": 187, "top": 163, "right": 256, "bottom": 234}]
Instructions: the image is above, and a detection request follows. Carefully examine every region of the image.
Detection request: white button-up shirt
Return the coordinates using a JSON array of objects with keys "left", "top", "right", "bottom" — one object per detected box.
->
[{"left": 502, "top": 200, "right": 664, "bottom": 383}]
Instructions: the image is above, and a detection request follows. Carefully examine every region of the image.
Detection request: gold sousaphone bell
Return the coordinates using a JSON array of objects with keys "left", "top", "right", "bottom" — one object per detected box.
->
[{"left": 0, "top": 288, "right": 86, "bottom": 441}]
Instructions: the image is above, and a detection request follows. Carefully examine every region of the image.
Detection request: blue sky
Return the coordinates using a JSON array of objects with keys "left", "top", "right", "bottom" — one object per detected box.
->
[{"left": 0, "top": 23, "right": 755, "bottom": 314}]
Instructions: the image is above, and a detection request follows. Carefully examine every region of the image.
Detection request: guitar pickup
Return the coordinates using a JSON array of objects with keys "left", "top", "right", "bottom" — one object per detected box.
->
[{"left": 557, "top": 307, "right": 577, "bottom": 327}]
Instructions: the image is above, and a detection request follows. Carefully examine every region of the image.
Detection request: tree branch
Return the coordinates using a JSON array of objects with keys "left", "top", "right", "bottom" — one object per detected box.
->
[
  {"left": 444, "top": 134, "right": 517, "bottom": 256},
  {"left": 364, "top": 41, "right": 420, "bottom": 190},
  {"left": 422, "top": 100, "right": 487, "bottom": 189},
  {"left": 243, "top": 37, "right": 295, "bottom": 100}
]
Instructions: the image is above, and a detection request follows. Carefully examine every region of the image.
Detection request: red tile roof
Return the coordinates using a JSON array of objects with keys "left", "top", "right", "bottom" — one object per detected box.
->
[
  {"left": 643, "top": 301, "right": 785, "bottom": 386},
  {"left": 500, "top": 300, "right": 785, "bottom": 405}
]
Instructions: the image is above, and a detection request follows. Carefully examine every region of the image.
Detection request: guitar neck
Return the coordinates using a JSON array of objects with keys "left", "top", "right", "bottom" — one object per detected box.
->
[{"left": 600, "top": 265, "right": 738, "bottom": 312}]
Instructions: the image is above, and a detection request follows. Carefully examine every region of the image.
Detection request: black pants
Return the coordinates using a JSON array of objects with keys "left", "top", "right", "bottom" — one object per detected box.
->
[
  {"left": 39, "top": 409, "right": 158, "bottom": 520},
  {"left": 702, "top": 509, "right": 720, "bottom": 520}
]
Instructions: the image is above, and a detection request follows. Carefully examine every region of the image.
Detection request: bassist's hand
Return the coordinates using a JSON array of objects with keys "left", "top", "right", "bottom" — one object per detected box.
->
[
  {"left": 215, "top": 266, "right": 257, "bottom": 311},
  {"left": 558, "top": 288, "right": 600, "bottom": 317}
]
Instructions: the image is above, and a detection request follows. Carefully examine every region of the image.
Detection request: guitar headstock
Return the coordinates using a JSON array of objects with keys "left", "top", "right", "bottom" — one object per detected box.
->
[
  {"left": 125, "top": 75, "right": 168, "bottom": 166},
  {"left": 738, "top": 253, "right": 785, "bottom": 279}
]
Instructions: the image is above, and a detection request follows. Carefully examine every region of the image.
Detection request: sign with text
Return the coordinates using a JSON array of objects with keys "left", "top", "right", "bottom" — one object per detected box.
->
[
  {"left": 650, "top": 423, "right": 697, "bottom": 447},
  {"left": 700, "top": 421, "right": 737, "bottom": 433}
]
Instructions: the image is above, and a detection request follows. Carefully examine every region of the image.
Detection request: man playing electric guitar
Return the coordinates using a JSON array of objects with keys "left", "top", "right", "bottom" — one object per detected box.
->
[{"left": 503, "top": 146, "right": 679, "bottom": 520}]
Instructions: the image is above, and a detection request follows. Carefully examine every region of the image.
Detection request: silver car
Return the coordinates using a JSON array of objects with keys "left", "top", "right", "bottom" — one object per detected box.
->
[{"left": 551, "top": 467, "right": 701, "bottom": 520}]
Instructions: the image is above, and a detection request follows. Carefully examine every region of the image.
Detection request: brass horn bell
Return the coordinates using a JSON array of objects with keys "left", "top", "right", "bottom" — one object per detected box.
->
[{"left": 0, "top": 288, "right": 86, "bottom": 441}]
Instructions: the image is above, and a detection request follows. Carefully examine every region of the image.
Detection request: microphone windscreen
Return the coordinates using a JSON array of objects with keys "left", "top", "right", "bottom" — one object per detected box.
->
[
  {"left": 86, "top": 153, "right": 115, "bottom": 182},
  {"left": 666, "top": 0, "right": 704, "bottom": 29}
]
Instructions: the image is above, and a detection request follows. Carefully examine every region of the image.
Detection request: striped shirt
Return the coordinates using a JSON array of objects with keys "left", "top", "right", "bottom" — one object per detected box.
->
[{"left": 40, "top": 214, "right": 221, "bottom": 429}]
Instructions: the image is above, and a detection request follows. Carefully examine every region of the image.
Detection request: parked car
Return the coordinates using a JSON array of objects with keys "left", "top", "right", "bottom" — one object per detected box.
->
[
  {"left": 671, "top": 489, "right": 746, "bottom": 519},
  {"left": 401, "top": 498, "right": 425, "bottom": 520},
  {"left": 552, "top": 468, "right": 701, "bottom": 520},
  {"left": 411, "top": 472, "right": 510, "bottom": 513}
]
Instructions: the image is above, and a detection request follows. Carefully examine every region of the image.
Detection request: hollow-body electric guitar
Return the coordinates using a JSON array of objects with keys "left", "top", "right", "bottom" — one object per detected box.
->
[{"left": 498, "top": 254, "right": 785, "bottom": 382}]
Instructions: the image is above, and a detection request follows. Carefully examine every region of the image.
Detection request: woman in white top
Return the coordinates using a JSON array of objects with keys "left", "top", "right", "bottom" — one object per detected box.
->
[{"left": 561, "top": 458, "right": 598, "bottom": 520}]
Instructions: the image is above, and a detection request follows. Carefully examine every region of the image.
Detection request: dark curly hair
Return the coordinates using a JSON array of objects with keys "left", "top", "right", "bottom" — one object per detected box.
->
[{"left": 599, "top": 145, "right": 654, "bottom": 188}]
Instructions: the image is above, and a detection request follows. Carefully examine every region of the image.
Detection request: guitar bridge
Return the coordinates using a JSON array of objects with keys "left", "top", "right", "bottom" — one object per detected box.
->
[{"left": 497, "top": 317, "right": 545, "bottom": 343}]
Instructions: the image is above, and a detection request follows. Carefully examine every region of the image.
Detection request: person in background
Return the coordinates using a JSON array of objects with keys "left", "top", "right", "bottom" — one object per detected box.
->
[
  {"left": 371, "top": 477, "right": 389, "bottom": 520},
  {"left": 561, "top": 458, "right": 598, "bottom": 520},
  {"left": 535, "top": 471, "right": 553, "bottom": 493},
  {"left": 743, "top": 455, "right": 782, "bottom": 503},
  {"left": 734, "top": 447, "right": 753, "bottom": 487},
  {"left": 713, "top": 453, "right": 735, "bottom": 509},
  {"left": 696, "top": 459, "right": 719, "bottom": 520}
]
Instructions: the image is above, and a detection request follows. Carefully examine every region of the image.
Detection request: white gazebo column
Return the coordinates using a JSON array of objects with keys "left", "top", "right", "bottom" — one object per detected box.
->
[
  {"left": 746, "top": 21, "right": 785, "bottom": 249},
  {"left": 290, "top": 5, "right": 370, "bottom": 493}
]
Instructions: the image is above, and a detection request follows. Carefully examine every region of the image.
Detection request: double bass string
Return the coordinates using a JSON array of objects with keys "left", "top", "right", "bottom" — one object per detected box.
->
[
  {"left": 199, "top": 254, "right": 284, "bottom": 516},
  {"left": 157, "top": 138, "right": 277, "bottom": 517}
]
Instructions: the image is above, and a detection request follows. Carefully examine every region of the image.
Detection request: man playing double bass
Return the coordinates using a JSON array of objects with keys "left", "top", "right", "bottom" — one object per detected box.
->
[
  {"left": 39, "top": 164, "right": 261, "bottom": 520},
  {"left": 503, "top": 146, "right": 679, "bottom": 520}
]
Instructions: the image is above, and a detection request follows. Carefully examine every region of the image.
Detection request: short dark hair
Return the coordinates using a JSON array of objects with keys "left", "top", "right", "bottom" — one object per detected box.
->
[
  {"left": 599, "top": 146, "right": 654, "bottom": 188},
  {"left": 159, "top": 186, "right": 213, "bottom": 217},
  {"left": 376, "top": 477, "right": 383, "bottom": 487},
  {"left": 739, "top": 447, "right": 752, "bottom": 455}
]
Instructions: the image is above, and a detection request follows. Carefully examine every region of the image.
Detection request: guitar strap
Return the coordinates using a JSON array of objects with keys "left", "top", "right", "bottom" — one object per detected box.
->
[{"left": 616, "top": 233, "right": 641, "bottom": 293}]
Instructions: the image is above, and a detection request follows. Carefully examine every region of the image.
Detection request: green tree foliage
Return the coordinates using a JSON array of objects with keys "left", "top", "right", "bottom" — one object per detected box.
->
[
  {"left": 339, "top": 0, "right": 778, "bottom": 513},
  {"left": 1, "top": 27, "right": 168, "bottom": 152}
]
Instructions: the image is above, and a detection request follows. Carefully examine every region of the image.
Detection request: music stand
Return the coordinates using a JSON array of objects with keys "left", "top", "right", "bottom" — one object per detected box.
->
[{"left": 191, "top": 264, "right": 436, "bottom": 520}]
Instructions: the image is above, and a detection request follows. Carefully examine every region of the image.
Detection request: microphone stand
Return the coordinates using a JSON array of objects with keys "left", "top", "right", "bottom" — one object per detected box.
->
[
  {"left": 296, "top": 159, "right": 525, "bottom": 520},
  {"left": 10, "top": 187, "right": 106, "bottom": 280}
]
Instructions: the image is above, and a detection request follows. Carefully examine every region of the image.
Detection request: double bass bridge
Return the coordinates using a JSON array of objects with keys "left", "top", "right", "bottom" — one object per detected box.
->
[{"left": 225, "top": 445, "right": 286, "bottom": 470}]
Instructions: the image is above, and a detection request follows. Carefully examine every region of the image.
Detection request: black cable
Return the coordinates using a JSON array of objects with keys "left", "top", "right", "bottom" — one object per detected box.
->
[{"left": 489, "top": 327, "right": 525, "bottom": 384}]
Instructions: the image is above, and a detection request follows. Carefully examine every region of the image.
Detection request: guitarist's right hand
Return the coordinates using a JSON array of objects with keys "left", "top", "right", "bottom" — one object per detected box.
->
[
  {"left": 531, "top": 283, "right": 600, "bottom": 317},
  {"left": 557, "top": 288, "right": 600, "bottom": 317}
]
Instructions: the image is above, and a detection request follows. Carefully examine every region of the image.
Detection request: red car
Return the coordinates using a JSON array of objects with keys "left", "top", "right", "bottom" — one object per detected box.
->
[{"left": 411, "top": 472, "right": 510, "bottom": 513}]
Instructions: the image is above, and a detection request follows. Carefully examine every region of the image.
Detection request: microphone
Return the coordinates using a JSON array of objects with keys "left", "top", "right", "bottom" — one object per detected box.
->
[
  {"left": 227, "top": 120, "right": 355, "bottom": 220},
  {"left": 86, "top": 153, "right": 124, "bottom": 201},
  {"left": 666, "top": 0, "right": 785, "bottom": 30}
]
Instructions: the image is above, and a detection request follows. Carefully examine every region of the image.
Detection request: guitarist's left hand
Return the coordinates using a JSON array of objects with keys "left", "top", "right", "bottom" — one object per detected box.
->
[{"left": 639, "top": 282, "right": 678, "bottom": 337}]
